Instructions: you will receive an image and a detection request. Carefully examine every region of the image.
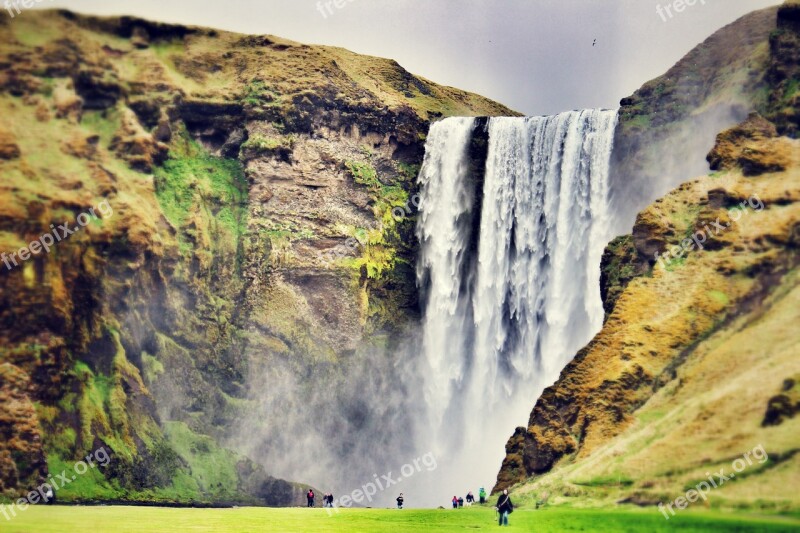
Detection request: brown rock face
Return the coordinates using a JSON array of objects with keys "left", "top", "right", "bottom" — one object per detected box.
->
[
  {"left": 762, "top": 376, "right": 800, "bottom": 426},
  {"left": 707, "top": 112, "right": 790, "bottom": 176},
  {"left": 0, "top": 363, "right": 48, "bottom": 496},
  {"left": 0, "top": 127, "right": 20, "bottom": 160},
  {"left": 765, "top": 1, "right": 800, "bottom": 137},
  {"left": 110, "top": 108, "right": 168, "bottom": 172}
]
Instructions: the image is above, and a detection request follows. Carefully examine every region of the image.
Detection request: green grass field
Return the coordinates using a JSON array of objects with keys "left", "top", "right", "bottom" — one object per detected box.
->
[{"left": 2, "top": 506, "right": 800, "bottom": 532}]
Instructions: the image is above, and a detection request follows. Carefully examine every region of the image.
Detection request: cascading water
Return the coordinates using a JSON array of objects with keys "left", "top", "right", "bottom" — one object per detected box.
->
[{"left": 414, "top": 110, "right": 618, "bottom": 502}]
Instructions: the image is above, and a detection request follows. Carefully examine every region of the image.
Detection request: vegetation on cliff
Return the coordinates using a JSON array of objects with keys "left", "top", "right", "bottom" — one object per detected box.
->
[{"left": 0, "top": 9, "right": 514, "bottom": 504}]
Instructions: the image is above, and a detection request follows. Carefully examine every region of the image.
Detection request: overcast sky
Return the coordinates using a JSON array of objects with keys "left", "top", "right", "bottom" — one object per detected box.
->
[{"left": 40, "top": 0, "right": 778, "bottom": 115}]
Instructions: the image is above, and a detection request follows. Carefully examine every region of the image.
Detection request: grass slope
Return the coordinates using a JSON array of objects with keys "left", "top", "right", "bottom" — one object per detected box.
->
[{"left": 4, "top": 506, "right": 800, "bottom": 533}]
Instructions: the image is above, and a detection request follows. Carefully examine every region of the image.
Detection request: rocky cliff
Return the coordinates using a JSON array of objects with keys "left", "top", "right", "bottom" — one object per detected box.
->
[
  {"left": 0, "top": 10, "right": 515, "bottom": 505},
  {"left": 495, "top": 1, "right": 800, "bottom": 513},
  {"left": 609, "top": 4, "right": 784, "bottom": 234}
]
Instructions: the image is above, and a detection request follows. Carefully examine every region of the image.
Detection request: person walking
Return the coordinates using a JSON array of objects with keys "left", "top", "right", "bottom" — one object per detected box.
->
[
  {"left": 396, "top": 493, "right": 404, "bottom": 509},
  {"left": 495, "top": 489, "right": 513, "bottom": 526},
  {"left": 458, "top": 496, "right": 464, "bottom": 508},
  {"left": 479, "top": 487, "right": 487, "bottom": 504},
  {"left": 307, "top": 489, "right": 315, "bottom": 507},
  {"left": 466, "top": 491, "right": 474, "bottom": 506},
  {"left": 452, "top": 495, "right": 458, "bottom": 509}
]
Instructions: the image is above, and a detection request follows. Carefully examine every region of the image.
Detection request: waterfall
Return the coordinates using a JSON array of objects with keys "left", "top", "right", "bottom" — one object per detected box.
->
[
  {"left": 416, "top": 117, "right": 479, "bottom": 436},
  {"left": 414, "top": 109, "right": 618, "bottom": 502}
]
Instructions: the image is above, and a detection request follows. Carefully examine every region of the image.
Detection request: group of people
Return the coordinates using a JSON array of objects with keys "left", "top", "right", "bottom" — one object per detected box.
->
[
  {"left": 450, "top": 494, "right": 470, "bottom": 508},
  {"left": 449, "top": 487, "right": 513, "bottom": 526},
  {"left": 450, "top": 487, "right": 488, "bottom": 509},
  {"left": 305, "top": 489, "right": 335, "bottom": 508},
  {"left": 306, "top": 486, "right": 512, "bottom": 525}
]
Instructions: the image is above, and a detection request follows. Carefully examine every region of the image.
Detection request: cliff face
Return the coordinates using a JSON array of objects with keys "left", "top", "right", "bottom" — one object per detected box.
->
[
  {"left": 0, "top": 10, "right": 515, "bottom": 504},
  {"left": 495, "top": 2, "right": 800, "bottom": 512},
  {"left": 609, "top": 5, "right": 781, "bottom": 234}
]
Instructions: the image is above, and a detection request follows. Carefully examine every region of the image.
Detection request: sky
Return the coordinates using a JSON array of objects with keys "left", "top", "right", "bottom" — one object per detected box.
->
[{"left": 38, "top": 0, "right": 780, "bottom": 115}]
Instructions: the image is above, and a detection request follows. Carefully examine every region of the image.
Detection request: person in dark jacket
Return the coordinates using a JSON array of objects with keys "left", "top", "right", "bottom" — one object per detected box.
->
[
  {"left": 451, "top": 495, "right": 458, "bottom": 509},
  {"left": 496, "top": 489, "right": 513, "bottom": 526},
  {"left": 396, "top": 493, "right": 404, "bottom": 509},
  {"left": 307, "top": 489, "right": 315, "bottom": 507}
]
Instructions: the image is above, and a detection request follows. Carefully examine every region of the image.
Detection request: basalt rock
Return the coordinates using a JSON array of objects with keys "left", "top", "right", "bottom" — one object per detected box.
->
[
  {"left": 763, "top": 376, "right": 800, "bottom": 426},
  {"left": 110, "top": 108, "right": 168, "bottom": 172}
]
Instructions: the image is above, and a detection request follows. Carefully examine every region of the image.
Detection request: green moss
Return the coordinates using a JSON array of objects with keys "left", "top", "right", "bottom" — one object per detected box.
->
[
  {"left": 141, "top": 352, "right": 165, "bottom": 384},
  {"left": 163, "top": 421, "right": 241, "bottom": 499},
  {"left": 769, "top": 28, "right": 786, "bottom": 41},
  {"left": 396, "top": 162, "right": 421, "bottom": 182},
  {"left": 45, "top": 454, "right": 119, "bottom": 501},
  {"left": 81, "top": 108, "right": 122, "bottom": 148},
  {"left": 153, "top": 131, "right": 248, "bottom": 252},
  {"left": 707, "top": 290, "right": 730, "bottom": 306},
  {"left": 340, "top": 162, "right": 416, "bottom": 279},
  {"left": 573, "top": 474, "right": 635, "bottom": 487},
  {"left": 625, "top": 114, "right": 651, "bottom": 129},
  {"left": 241, "top": 80, "right": 274, "bottom": 106},
  {"left": 43, "top": 425, "right": 78, "bottom": 459},
  {"left": 240, "top": 133, "right": 295, "bottom": 155},
  {"left": 783, "top": 78, "right": 799, "bottom": 104},
  {"left": 635, "top": 409, "right": 666, "bottom": 424},
  {"left": 346, "top": 160, "right": 380, "bottom": 189}
]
